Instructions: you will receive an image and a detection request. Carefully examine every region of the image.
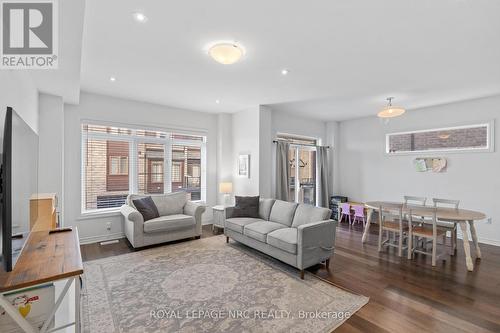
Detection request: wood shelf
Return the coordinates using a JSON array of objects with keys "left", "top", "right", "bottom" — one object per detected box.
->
[{"left": 0, "top": 228, "right": 83, "bottom": 293}]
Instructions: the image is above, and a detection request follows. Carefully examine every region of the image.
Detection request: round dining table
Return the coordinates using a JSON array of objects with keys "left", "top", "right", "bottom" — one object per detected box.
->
[{"left": 361, "top": 201, "right": 487, "bottom": 271}]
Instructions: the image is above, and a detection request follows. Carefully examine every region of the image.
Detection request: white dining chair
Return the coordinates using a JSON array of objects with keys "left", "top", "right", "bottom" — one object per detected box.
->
[
  {"left": 378, "top": 203, "right": 408, "bottom": 257},
  {"left": 404, "top": 196, "right": 427, "bottom": 206},
  {"left": 432, "top": 198, "right": 459, "bottom": 255},
  {"left": 407, "top": 207, "right": 446, "bottom": 266}
]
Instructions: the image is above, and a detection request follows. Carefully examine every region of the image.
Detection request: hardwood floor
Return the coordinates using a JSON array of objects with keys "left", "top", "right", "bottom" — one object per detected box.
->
[{"left": 80, "top": 224, "right": 500, "bottom": 333}]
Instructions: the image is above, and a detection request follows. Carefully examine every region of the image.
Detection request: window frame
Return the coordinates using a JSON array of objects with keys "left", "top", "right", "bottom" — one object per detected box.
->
[
  {"left": 385, "top": 121, "right": 494, "bottom": 155},
  {"left": 81, "top": 121, "right": 207, "bottom": 216},
  {"left": 108, "top": 156, "right": 129, "bottom": 176}
]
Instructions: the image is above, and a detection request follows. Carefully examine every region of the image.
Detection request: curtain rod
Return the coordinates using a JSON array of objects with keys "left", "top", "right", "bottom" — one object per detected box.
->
[{"left": 272, "top": 139, "right": 330, "bottom": 149}]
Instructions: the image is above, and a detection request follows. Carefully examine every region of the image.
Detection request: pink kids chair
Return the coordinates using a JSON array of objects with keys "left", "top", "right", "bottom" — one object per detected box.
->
[
  {"left": 352, "top": 205, "right": 366, "bottom": 227},
  {"left": 340, "top": 203, "right": 351, "bottom": 224}
]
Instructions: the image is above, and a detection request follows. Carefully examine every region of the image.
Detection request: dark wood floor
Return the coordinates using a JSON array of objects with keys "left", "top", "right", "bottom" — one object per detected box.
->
[{"left": 81, "top": 223, "right": 500, "bottom": 333}]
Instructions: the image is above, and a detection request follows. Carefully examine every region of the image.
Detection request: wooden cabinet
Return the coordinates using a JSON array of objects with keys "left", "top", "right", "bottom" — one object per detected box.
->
[{"left": 30, "top": 193, "right": 58, "bottom": 232}]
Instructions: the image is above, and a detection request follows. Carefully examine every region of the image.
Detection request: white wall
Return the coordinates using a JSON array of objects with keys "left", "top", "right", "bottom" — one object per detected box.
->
[
  {"left": 231, "top": 107, "right": 261, "bottom": 196},
  {"left": 216, "top": 113, "right": 233, "bottom": 204},
  {"left": 38, "top": 94, "right": 64, "bottom": 213},
  {"left": 338, "top": 95, "right": 500, "bottom": 245},
  {"left": 0, "top": 72, "right": 39, "bottom": 135},
  {"left": 269, "top": 110, "right": 328, "bottom": 199},
  {"left": 63, "top": 92, "right": 218, "bottom": 243}
]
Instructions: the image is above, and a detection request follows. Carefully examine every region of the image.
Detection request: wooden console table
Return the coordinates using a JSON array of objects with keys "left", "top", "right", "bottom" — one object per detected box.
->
[{"left": 0, "top": 228, "right": 83, "bottom": 333}]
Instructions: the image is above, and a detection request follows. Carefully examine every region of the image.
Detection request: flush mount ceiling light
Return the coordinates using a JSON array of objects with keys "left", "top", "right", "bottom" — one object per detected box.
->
[
  {"left": 281, "top": 68, "right": 289, "bottom": 75},
  {"left": 109, "top": 76, "right": 116, "bottom": 82},
  {"left": 377, "top": 97, "right": 406, "bottom": 118},
  {"left": 215, "top": 99, "right": 220, "bottom": 104},
  {"left": 133, "top": 12, "right": 147, "bottom": 22},
  {"left": 208, "top": 42, "right": 245, "bottom": 65}
]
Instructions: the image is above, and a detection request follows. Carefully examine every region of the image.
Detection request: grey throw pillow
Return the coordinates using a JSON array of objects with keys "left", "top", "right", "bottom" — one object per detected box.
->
[
  {"left": 232, "top": 196, "right": 260, "bottom": 218},
  {"left": 133, "top": 196, "right": 160, "bottom": 221}
]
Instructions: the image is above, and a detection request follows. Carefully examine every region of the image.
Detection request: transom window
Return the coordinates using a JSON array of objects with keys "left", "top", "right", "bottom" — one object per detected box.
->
[
  {"left": 82, "top": 123, "right": 206, "bottom": 213},
  {"left": 386, "top": 123, "right": 492, "bottom": 154}
]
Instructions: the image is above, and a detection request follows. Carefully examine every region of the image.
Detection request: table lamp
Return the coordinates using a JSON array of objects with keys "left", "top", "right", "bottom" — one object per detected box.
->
[{"left": 219, "top": 182, "right": 233, "bottom": 206}]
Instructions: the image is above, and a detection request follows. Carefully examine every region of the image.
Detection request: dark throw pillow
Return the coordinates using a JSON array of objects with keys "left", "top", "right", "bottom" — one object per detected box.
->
[
  {"left": 133, "top": 196, "right": 160, "bottom": 221},
  {"left": 232, "top": 196, "right": 260, "bottom": 218}
]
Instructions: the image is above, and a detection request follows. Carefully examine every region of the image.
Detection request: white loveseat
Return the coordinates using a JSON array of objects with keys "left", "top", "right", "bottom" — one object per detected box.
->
[{"left": 120, "top": 192, "right": 205, "bottom": 248}]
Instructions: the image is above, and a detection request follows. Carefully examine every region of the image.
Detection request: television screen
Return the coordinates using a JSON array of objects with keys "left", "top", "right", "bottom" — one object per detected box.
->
[{"left": 0, "top": 107, "right": 39, "bottom": 272}]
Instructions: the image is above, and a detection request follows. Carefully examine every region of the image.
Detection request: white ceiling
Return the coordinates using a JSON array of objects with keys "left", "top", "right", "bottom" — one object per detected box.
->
[
  {"left": 31, "top": 0, "right": 85, "bottom": 104},
  {"left": 81, "top": 0, "right": 500, "bottom": 121}
]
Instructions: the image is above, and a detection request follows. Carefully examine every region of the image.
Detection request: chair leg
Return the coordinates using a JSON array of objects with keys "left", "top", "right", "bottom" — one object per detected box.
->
[
  {"left": 378, "top": 224, "right": 383, "bottom": 252},
  {"left": 432, "top": 236, "right": 437, "bottom": 266},
  {"left": 407, "top": 233, "right": 413, "bottom": 259},
  {"left": 300, "top": 270, "right": 305, "bottom": 280},
  {"left": 226, "top": 236, "right": 229, "bottom": 243},
  {"left": 325, "top": 258, "right": 330, "bottom": 268},
  {"left": 398, "top": 230, "right": 403, "bottom": 257}
]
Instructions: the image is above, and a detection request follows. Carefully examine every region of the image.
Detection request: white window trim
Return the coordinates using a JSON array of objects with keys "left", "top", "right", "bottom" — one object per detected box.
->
[
  {"left": 80, "top": 121, "right": 207, "bottom": 217},
  {"left": 385, "top": 121, "right": 495, "bottom": 155}
]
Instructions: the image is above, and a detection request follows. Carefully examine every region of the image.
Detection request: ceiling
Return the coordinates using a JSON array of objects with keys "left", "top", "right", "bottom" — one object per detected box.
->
[
  {"left": 31, "top": 0, "right": 85, "bottom": 104},
  {"left": 81, "top": 0, "right": 500, "bottom": 121}
]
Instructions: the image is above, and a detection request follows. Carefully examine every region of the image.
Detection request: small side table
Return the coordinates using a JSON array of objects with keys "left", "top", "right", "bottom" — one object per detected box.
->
[{"left": 212, "top": 205, "right": 226, "bottom": 232}]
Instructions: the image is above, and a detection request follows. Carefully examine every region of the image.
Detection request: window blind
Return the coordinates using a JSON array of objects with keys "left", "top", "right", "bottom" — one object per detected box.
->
[{"left": 82, "top": 124, "right": 206, "bottom": 213}]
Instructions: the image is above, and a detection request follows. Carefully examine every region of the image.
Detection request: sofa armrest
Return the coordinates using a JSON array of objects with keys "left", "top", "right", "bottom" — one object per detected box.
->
[
  {"left": 297, "top": 219, "right": 337, "bottom": 269},
  {"left": 224, "top": 206, "right": 235, "bottom": 219},
  {"left": 184, "top": 201, "right": 206, "bottom": 235},
  {"left": 120, "top": 205, "right": 144, "bottom": 224}
]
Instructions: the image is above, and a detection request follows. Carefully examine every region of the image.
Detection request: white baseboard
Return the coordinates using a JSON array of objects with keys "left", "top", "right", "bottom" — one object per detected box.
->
[{"left": 79, "top": 232, "right": 125, "bottom": 245}]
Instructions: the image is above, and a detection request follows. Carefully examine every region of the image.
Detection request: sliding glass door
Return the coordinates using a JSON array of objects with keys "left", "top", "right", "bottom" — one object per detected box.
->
[{"left": 288, "top": 145, "right": 317, "bottom": 206}]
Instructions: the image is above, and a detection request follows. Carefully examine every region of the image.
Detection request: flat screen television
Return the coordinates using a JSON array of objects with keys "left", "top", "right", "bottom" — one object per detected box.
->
[{"left": 0, "top": 107, "right": 39, "bottom": 272}]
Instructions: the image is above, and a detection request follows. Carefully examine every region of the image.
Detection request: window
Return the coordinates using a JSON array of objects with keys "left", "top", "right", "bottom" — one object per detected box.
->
[
  {"left": 277, "top": 134, "right": 318, "bottom": 206},
  {"left": 82, "top": 123, "right": 206, "bottom": 213},
  {"left": 386, "top": 123, "right": 493, "bottom": 154},
  {"left": 109, "top": 156, "right": 128, "bottom": 175}
]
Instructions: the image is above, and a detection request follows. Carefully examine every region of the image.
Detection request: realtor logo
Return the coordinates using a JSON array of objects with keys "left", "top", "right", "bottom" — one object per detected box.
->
[{"left": 1, "top": 0, "right": 58, "bottom": 69}]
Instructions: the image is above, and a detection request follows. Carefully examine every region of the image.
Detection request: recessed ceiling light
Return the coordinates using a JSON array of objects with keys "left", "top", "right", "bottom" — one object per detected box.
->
[
  {"left": 110, "top": 76, "right": 116, "bottom": 82},
  {"left": 215, "top": 99, "right": 220, "bottom": 104},
  {"left": 133, "top": 12, "right": 147, "bottom": 22},
  {"left": 207, "top": 42, "right": 245, "bottom": 65},
  {"left": 281, "top": 69, "right": 289, "bottom": 75}
]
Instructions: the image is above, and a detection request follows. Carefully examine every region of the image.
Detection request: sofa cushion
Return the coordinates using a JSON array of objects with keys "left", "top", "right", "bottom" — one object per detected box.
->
[
  {"left": 243, "top": 221, "right": 286, "bottom": 243},
  {"left": 267, "top": 228, "right": 298, "bottom": 254},
  {"left": 132, "top": 196, "right": 159, "bottom": 222},
  {"left": 269, "top": 200, "right": 298, "bottom": 226},
  {"left": 225, "top": 217, "right": 264, "bottom": 234},
  {"left": 291, "top": 204, "right": 332, "bottom": 227},
  {"left": 143, "top": 214, "right": 195, "bottom": 233},
  {"left": 153, "top": 192, "right": 188, "bottom": 216},
  {"left": 259, "top": 199, "right": 276, "bottom": 220},
  {"left": 128, "top": 192, "right": 187, "bottom": 217},
  {"left": 232, "top": 196, "right": 260, "bottom": 218}
]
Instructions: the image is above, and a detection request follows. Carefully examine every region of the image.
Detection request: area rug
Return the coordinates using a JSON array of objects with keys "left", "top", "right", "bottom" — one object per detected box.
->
[{"left": 81, "top": 236, "right": 368, "bottom": 333}]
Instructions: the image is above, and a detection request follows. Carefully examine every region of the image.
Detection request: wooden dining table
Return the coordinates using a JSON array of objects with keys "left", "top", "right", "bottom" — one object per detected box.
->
[{"left": 361, "top": 201, "right": 487, "bottom": 271}]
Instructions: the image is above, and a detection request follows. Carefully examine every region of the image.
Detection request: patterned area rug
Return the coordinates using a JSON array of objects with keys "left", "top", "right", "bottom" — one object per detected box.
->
[{"left": 81, "top": 236, "right": 368, "bottom": 332}]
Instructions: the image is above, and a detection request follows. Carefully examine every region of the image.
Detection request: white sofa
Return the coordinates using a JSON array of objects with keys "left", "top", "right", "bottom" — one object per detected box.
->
[
  {"left": 120, "top": 192, "right": 205, "bottom": 248},
  {"left": 224, "top": 199, "right": 336, "bottom": 279}
]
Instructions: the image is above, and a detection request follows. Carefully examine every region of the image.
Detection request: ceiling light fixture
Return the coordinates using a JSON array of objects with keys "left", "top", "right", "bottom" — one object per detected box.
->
[
  {"left": 208, "top": 42, "right": 245, "bottom": 65},
  {"left": 110, "top": 76, "right": 116, "bottom": 82},
  {"left": 215, "top": 99, "right": 220, "bottom": 104},
  {"left": 377, "top": 97, "right": 406, "bottom": 118},
  {"left": 281, "top": 69, "right": 289, "bottom": 75},
  {"left": 438, "top": 133, "right": 450, "bottom": 139},
  {"left": 133, "top": 12, "right": 147, "bottom": 22}
]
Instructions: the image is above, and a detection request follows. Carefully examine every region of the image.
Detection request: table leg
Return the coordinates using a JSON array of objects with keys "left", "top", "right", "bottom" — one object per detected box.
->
[
  {"left": 362, "top": 208, "right": 373, "bottom": 244},
  {"left": 75, "top": 276, "right": 81, "bottom": 333},
  {"left": 468, "top": 220, "right": 482, "bottom": 259},
  {"left": 459, "top": 222, "right": 474, "bottom": 272}
]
